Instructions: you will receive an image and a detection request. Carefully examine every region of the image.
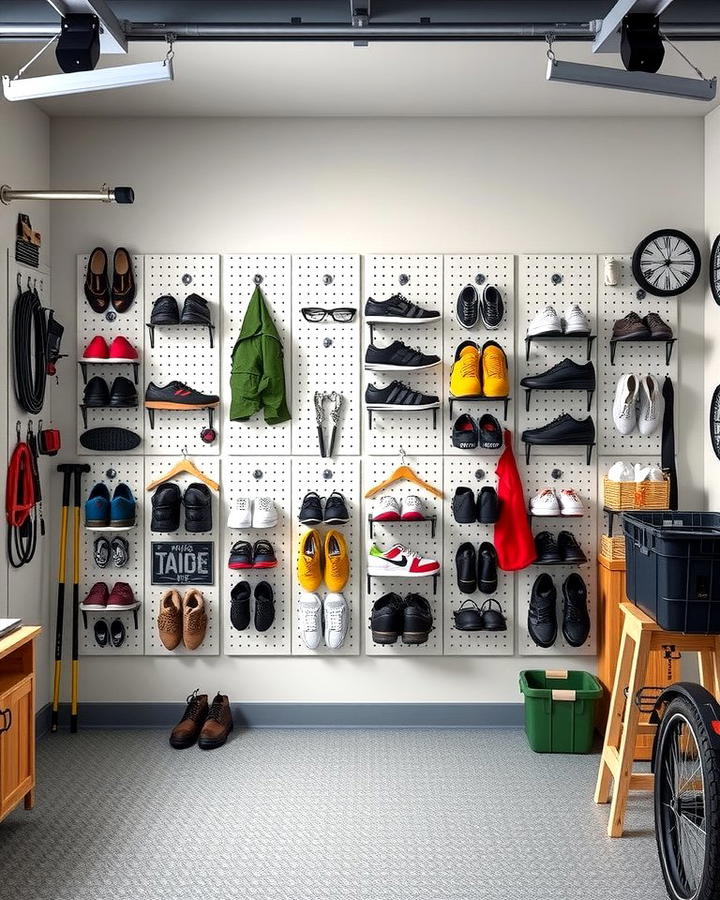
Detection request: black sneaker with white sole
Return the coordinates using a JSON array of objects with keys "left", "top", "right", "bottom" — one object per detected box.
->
[
  {"left": 480, "top": 285, "right": 504, "bottom": 329},
  {"left": 324, "top": 491, "right": 349, "bottom": 524},
  {"left": 364, "top": 340, "right": 440, "bottom": 372},
  {"left": 93, "top": 536, "right": 110, "bottom": 568},
  {"left": 456, "top": 284, "right": 479, "bottom": 328},
  {"left": 365, "top": 381, "right": 440, "bottom": 411},
  {"left": 299, "top": 491, "right": 323, "bottom": 525},
  {"left": 111, "top": 536, "right": 129, "bottom": 568},
  {"left": 364, "top": 294, "right": 441, "bottom": 324}
]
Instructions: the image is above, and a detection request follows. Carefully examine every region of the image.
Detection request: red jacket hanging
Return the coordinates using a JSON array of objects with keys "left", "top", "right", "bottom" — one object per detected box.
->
[{"left": 495, "top": 429, "right": 537, "bottom": 571}]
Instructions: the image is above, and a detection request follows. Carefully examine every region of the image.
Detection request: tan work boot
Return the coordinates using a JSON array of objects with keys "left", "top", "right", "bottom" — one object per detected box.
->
[
  {"left": 169, "top": 689, "right": 208, "bottom": 749},
  {"left": 183, "top": 589, "right": 208, "bottom": 650},
  {"left": 157, "top": 589, "right": 182, "bottom": 650},
  {"left": 198, "top": 693, "right": 234, "bottom": 750}
]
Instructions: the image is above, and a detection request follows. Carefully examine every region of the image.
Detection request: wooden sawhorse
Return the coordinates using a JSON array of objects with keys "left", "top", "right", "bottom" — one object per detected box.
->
[{"left": 595, "top": 602, "right": 720, "bottom": 837}]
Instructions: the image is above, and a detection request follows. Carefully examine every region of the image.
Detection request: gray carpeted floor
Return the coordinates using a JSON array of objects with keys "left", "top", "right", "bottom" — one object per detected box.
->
[{"left": 0, "top": 729, "right": 664, "bottom": 900}]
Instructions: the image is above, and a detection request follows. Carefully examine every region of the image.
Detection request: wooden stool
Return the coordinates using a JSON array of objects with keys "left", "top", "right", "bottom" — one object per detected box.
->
[{"left": 595, "top": 602, "right": 720, "bottom": 837}]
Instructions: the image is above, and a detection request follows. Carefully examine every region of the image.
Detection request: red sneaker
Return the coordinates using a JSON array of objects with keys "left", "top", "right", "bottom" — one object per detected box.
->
[
  {"left": 83, "top": 336, "right": 109, "bottom": 361},
  {"left": 107, "top": 582, "right": 136, "bottom": 609},
  {"left": 82, "top": 582, "right": 109, "bottom": 609},
  {"left": 109, "top": 336, "right": 138, "bottom": 362}
]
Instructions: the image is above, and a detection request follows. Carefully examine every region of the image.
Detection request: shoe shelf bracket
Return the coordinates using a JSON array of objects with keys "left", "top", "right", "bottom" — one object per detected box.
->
[
  {"left": 525, "top": 334, "right": 596, "bottom": 362},
  {"left": 367, "top": 407, "right": 438, "bottom": 431},
  {"left": 146, "top": 322, "right": 215, "bottom": 350},
  {"left": 523, "top": 441, "right": 596, "bottom": 466},
  {"left": 447, "top": 395, "right": 511, "bottom": 420},
  {"left": 79, "top": 402, "right": 139, "bottom": 429},
  {"left": 367, "top": 514, "right": 437, "bottom": 540},
  {"left": 146, "top": 406, "right": 216, "bottom": 432},
  {"left": 78, "top": 360, "right": 140, "bottom": 386},
  {"left": 82, "top": 603, "right": 141, "bottom": 632},
  {"left": 523, "top": 388, "right": 594, "bottom": 413},
  {"left": 609, "top": 337, "right": 676, "bottom": 366},
  {"left": 366, "top": 571, "right": 440, "bottom": 596}
]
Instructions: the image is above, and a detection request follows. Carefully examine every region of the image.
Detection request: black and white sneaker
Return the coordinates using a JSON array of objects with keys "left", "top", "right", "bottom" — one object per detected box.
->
[
  {"left": 365, "top": 381, "right": 440, "bottom": 411},
  {"left": 456, "top": 284, "right": 479, "bottom": 329},
  {"left": 478, "top": 414, "right": 503, "bottom": 450},
  {"left": 365, "top": 340, "right": 440, "bottom": 372},
  {"left": 93, "top": 536, "right": 110, "bottom": 568},
  {"left": 111, "top": 536, "right": 130, "bottom": 568},
  {"left": 364, "top": 294, "right": 441, "bottom": 324},
  {"left": 299, "top": 491, "right": 323, "bottom": 525},
  {"left": 452, "top": 414, "right": 479, "bottom": 449},
  {"left": 480, "top": 285, "right": 504, "bottom": 330}
]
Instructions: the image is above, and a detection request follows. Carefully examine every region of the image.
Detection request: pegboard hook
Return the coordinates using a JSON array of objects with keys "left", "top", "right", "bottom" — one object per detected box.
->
[
  {"left": 254, "top": 273, "right": 264, "bottom": 286},
  {"left": 181, "top": 446, "right": 188, "bottom": 458},
  {"left": 323, "top": 274, "right": 333, "bottom": 286},
  {"left": 399, "top": 445, "right": 407, "bottom": 465}
]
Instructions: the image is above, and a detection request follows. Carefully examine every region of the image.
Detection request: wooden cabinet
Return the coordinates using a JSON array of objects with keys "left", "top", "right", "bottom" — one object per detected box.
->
[{"left": 0, "top": 626, "right": 40, "bottom": 822}]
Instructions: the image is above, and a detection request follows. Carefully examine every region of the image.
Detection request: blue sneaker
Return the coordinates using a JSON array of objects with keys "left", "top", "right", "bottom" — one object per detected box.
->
[
  {"left": 85, "top": 483, "right": 110, "bottom": 527},
  {"left": 110, "top": 483, "right": 136, "bottom": 528}
]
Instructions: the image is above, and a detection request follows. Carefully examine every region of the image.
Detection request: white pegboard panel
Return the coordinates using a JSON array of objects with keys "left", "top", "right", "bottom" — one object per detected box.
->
[
  {"left": 222, "top": 457, "right": 291, "bottom": 655},
  {"left": 221, "top": 255, "right": 292, "bottom": 455},
  {"left": 143, "top": 255, "right": 220, "bottom": 456},
  {"left": 443, "top": 458, "right": 514, "bottom": 656},
  {"left": 517, "top": 255, "right": 598, "bottom": 458},
  {"left": 291, "top": 255, "right": 360, "bottom": 456},
  {"left": 443, "top": 256, "right": 515, "bottom": 456},
  {"left": 517, "top": 456, "right": 597, "bottom": 656},
  {"left": 597, "top": 255, "right": 678, "bottom": 457},
  {"left": 362, "top": 455, "right": 444, "bottom": 655},
  {"left": 143, "top": 456, "right": 220, "bottom": 656},
  {"left": 77, "top": 253, "right": 144, "bottom": 455},
  {"left": 362, "top": 256, "right": 444, "bottom": 455},
  {"left": 291, "top": 457, "right": 360, "bottom": 655},
  {"left": 79, "top": 459, "right": 145, "bottom": 656}
]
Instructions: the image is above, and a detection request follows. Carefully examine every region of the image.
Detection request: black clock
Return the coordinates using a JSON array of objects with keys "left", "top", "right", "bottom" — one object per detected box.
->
[
  {"left": 710, "top": 234, "right": 720, "bottom": 305},
  {"left": 632, "top": 228, "right": 701, "bottom": 297},
  {"left": 711, "top": 385, "right": 720, "bottom": 461}
]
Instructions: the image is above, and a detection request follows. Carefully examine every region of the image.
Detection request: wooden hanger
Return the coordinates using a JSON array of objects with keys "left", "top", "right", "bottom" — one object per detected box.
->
[
  {"left": 145, "top": 449, "right": 219, "bottom": 493},
  {"left": 364, "top": 447, "right": 443, "bottom": 499}
]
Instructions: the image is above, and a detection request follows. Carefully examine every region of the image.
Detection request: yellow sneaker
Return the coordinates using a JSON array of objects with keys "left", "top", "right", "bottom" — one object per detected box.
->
[
  {"left": 482, "top": 341, "right": 509, "bottom": 397},
  {"left": 324, "top": 530, "right": 349, "bottom": 592},
  {"left": 449, "top": 341, "right": 482, "bottom": 397},
  {"left": 298, "top": 529, "right": 323, "bottom": 592}
]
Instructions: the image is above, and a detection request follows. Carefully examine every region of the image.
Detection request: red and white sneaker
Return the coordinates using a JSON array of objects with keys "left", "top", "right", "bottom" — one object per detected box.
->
[
  {"left": 367, "top": 543, "right": 440, "bottom": 577},
  {"left": 400, "top": 495, "right": 425, "bottom": 520},
  {"left": 109, "top": 336, "right": 138, "bottom": 362},
  {"left": 373, "top": 496, "right": 401, "bottom": 521},
  {"left": 83, "top": 335, "right": 110, "bottom": 361}
]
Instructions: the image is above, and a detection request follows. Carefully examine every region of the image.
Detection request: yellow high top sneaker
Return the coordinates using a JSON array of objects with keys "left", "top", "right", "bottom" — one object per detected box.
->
[
  {"left": 481, "top": 341, "right": 509, "bottom": 397},
  {"left": 449, "top": 341, "right": 482, "bottom": 398}
]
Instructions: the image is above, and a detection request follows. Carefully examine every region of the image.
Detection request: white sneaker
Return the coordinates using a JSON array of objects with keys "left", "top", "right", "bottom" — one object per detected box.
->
[
  {"left": 646, "top": 465, "right": 665, "bottom": 482},
  {"left": 638, "top": 375, "right": 664, "bottom": 436},
  {"left": 227, "top": 497, "right": 252, "bottom": 529},
  {"left": 401, "top": 495, "right": 425, "bottom": 521},
  {"left": 559, "top": 489, "right": 584, "bottom": 517},
  {"left": 252, "top": 497, "right": 278, "bottom": 529},
  {"left": 607, "top": 460, "right": 635, "bottom": 482},
  {"left": 324, "top": 592, "right": 348, "bottom": 650},
  {"left": 298, "top": 593, "right": 323, "bottom": 650},
  {"left": 613, "top": 375, "right": 639, "bottom": 435},
  {"left": 563, "top": 304, "right": 591, "bottom": 335},
  {"left": 527, "top": 306, "right": 562, "bottom": 337},
  {"left": 373, "top": 495, "right": 401, "bottom": 522},
  {"left": 529, "top": 488, "right": 560, "bottom": 516}
]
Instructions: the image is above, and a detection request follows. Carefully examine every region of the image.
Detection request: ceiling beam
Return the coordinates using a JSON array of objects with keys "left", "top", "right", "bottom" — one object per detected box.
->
[{"left": 592, "top": 0, "right": 677, "bottom": 53}]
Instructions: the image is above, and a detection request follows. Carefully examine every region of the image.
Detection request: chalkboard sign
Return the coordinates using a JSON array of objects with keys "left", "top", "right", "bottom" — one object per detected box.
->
[{"left": 151, "top": 542, "right": 214, "bottom": 586}]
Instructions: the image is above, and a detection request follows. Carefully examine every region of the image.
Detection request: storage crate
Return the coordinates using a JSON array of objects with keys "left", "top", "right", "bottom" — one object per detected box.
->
[
  {"left": 600, "top": 534, "right": 626, "bottom": 561},
  {"left": 603, "top": 476, "right": 670, "bottom": 511},
  {"left": 623, "top": 511, "right": 720, "bottom": 634},
  {"left": 519, "top": 670, "right": 602, "bottom": 753}
]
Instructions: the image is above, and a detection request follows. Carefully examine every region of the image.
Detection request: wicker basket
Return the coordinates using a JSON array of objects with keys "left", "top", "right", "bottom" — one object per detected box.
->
[
  {"left": 603, "top": 476, "right": 670, "bottom": 511},
  {"left": 600, "top": 535, "right": 626, "bottom": 561}
]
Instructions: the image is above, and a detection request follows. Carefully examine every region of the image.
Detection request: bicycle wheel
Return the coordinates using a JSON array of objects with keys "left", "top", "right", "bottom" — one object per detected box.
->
[{"left": 655, "top": 696, "right": 720, "bottom": 900}]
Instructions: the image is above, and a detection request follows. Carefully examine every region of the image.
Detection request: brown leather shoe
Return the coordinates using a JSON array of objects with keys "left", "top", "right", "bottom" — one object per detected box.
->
[
  {"left": 183, "top": 589, "right": 208, "bottom": 651},
  {"left": 612, "top": 311, "right": 650, "bottom": 340},
  {"left": 169, "top": 690, "right": 208, "bottom": 749},
  {"left": 84, "top": 247, "right": 110, "bottom": 313},
  {"left": 157, "top": 589, "right": 182, "bottom": 650},
  {"left": 198, "top": 693, "right": 233, "bottom": 749},
  {"left": 111, "top": 247, "right": 136, "bottom": 312}
]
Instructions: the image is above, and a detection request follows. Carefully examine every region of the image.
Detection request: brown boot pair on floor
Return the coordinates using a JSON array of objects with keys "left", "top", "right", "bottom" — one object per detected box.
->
[
  {"left": 157, "top": 588, "right": 207, "bottom": 650},
  {"left": 169, "top": 690, "right": 234, "bottom": 750}
]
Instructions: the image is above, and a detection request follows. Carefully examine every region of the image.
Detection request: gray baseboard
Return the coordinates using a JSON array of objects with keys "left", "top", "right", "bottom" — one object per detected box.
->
[{"left": 37, "top": 701, "right": 524, "bottom": 731}]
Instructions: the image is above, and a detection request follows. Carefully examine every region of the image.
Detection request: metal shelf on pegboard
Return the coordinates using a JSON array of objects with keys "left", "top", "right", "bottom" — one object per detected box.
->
[
  {"left": 79, "top": 402, "right": 139, "bottom": 429},
  {"left": 367, "top": 406, "right": 438, "bottom": 430},
  {"left": 367, "top": 513, "right": 437, "bottom": 540},
  {"left": 447, "top": 394, "right": 511, "bottom": 420},
  {"left": 523, "top": 387, "right": 594, "bottom": 413},
  {"left": 78, "top": 359, "right": 140, "bottom": 385},
  {"left": 609, "top": 336, "right": 676, "bottom": 366},
  {"left": 366, "top": 571, "right": 440, "bottom": 596},
  {"left": 146, "top": 321, "right": 215, "bottom": 350},
  {"left": 525, "top": 333, "right": 596, "bottom": 362}
]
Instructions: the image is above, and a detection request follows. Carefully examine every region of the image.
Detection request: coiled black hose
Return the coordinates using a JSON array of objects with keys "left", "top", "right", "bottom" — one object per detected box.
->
[{"left": 12, "top": 283, "right": 47, "bottom": 415}]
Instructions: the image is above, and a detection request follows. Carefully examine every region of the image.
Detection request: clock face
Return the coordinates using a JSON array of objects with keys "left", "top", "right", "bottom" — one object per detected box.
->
[
  {"left": 711, "top": 385, "right": 720, "bottom": 461},
  {"left": 711, "top": 234, "right": 720, "bottom": 306},
  {"left": 632, "top": 229, "right": 701, "bottom": 297}
]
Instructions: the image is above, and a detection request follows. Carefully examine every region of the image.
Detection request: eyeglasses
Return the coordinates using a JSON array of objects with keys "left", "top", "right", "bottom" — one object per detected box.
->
[{"left": 301, "top": 307, "right": 357, "bottom": 323}]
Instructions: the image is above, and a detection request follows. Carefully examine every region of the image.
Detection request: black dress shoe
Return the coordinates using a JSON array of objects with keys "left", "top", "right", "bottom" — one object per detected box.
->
[
  {"left": 477, "top": 486, "right": 499, "bottom": 524},
  {"left": 181, "top": 294, "right": 212, "bottom": 325},
  {"left": 151, "top": 483, "right": 182, "bottom": 533},
  {"left": 84, "top": 247, "right": 110, "bottom": 313},
  {"left": 478, "top": 414, "right": 503, "bottom": 450},
  {"left": 535, "top": 531, "right": 562, "bottom": 564},
  {"left": 452, "top": 414, "right": 478, "bottom": 449},
  {"left": 522, "top": 414, "right": 595, "bottom": 445},
  {"left": 254, "top": 581, "right": 275, "bottom": 632},
  {"left": 456, "top": 542, "right": 477, "bottom": 594},
  {"left": 230, "top": 581, "right": 251, "bottom": 630},
  {"left": 562, "top": 573, "right": 590, "bottom": 647},
  {"left": 183, "top": 483, "right": 213, "bottom": 533},
  {"left": 557, "top": 531, "right": 587, "bottom": 563},
  {"left": 452, "top": 487, "right": 476, "bottom": 524},
  {"left": 520, "top": 359, "right": 596, "bottom": 390},
  {"left": 111, "top": 248, "right": 136, "bottom": 312},
  {"left": 83, "top": 376, "right": 110, "bottom": 407},
  {"left": 370, "top": 592, "right": 404, "bottom": 644},
  {"left": 402, "top": 594, "right": 433, "bottom": 644},
  {"left": 109, "top": 376, "right": 138, "bottom": 407},
  {"left": 151, "top": 295, "right": 180, "bottom": 325},
  {"left": 477, "top": 542, "right": 498, "bottom": 594},
  {"left": 528, "top": 574, "right": 558, "bottom": 648},
  {"left": 453, "top": 599, "right": 484, "bottom": 631}
]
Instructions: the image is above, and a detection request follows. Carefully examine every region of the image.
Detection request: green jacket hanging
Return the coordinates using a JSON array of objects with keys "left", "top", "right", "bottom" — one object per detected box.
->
[{"left": 229, "top": 286, "right": 291, "bottom": 425}]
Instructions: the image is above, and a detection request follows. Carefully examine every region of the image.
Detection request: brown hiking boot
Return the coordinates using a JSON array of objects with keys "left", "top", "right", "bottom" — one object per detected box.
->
[
  {"left": 198, "top": 693, "right": 233, "bottom": 750},
  {"left": 157, "top": 589, "right": 182, "bottom": 650},
  {"left": 643, "top": 311, "right": 673, "bottom": 340},
  {"left": 612, "top": 311, "right": 650, "bottom": 340},
  {"left": 183, "top": 589, "right": 207, "bottom": 650},
  {"left": 169, "top": 690, "right": 208, "bottom": 749}
]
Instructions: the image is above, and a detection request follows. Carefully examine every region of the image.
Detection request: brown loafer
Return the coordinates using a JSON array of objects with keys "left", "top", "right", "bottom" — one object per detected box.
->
[
  {"left": 198, "top": 693, "right": 233, "bottom": 749},
  {"left": 157, "top": 589, "right": 182, "bottom": 650},
  {"left": 84, "top": 246, "right": 110, "bottom": 313},
  {"left": 183, "top": 589, "right": 208, "bottom": 651},
  {"left": 111, "top": 247, "right": 136, "bottom": 312},
  {"left": 169, "top": 690, "right": 208, "bottom": 749}
]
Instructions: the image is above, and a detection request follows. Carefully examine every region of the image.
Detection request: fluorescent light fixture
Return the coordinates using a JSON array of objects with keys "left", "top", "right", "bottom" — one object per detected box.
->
[
  {"left": 2, "top": 58, "right": 173, "bottom": 101},
  {"left": 546, "top": 57, "right": 716, "bottom": 101}
]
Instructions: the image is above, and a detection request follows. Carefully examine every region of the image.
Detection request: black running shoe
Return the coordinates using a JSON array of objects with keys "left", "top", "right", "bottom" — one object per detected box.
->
[
  {"left": 109, "top": 376, "right": 138, "bottom": 407},
  {"left": 110, "top": 536, "right": 129, "bottom": 568},
  {"left": 478, "top": 542, "right": 498, "bottom": 594},
  {"left": 528, "top": 573, "right": 558, "bottom": 648},
  {"left": 520, "top": 359, "right": 596, "bottom": 391},
  {"left": 253, "top": 540, "right": 277, "bottom": 569},
  {"left": 180, "top": 293, "right": 212, "bottom": 325},
  {"left": 451, "top": 486, "right": 476, "bottom": 524},
  {"left": 522, "top": 414, "right": 595, "bottom": 446},
  {"left": 456, "top": 284, "right": 479, "bottom": 329},
  {"left": 228, "top": 540, "right": 253, "bottom": 570},
  {"left": 370, "top": 592, "right": 404, "bottom": 644},
  {"left": 150, "top": 294, "right": 180, "bottom": 325},
  {"left": 183, "top": 482, "right": 213, "bottom": 533},
  {"left": 478, "top": 414, "right": 503, "bottom": 450},
  {"left": 535, "top": 531, "right": 562, "bottom": 564},
  {"left": 557, "top": 530, "right": 587, "bottom": 563},
  {"left": 364, "top": 294, "right": 441, "bottom": 323},
  {"left": 562, "top": 574, "right": 590, "bottom": 647},
  {"left": 83, "top": 376, "right": 110, "bottom": 407},
  {"left": 364, "top": 340, "right": 440, "bottom": 372},
  {"left": 145, "top": 381, "right": 220, "bottom": 409},
  {"left": 480, "top": 285, "right": 504, "bottom": 329},
  {"left": 324, "top": 491, "right": 349, "bottom": 524},
  {"left": 403, "top": 594, "right": 433, "bottom": 644},
  {"left": 254, "top": 581, "right": 275, "bottom": 632},
  {"left": 452, "top": 414, "right": 478, "bottom": 450},
  {"left": 230, "top": 581, "right": 251, "bottom": 630},
  {"left": 365, "top": 381, "right": 439, "bottom": 410},
  {"left": 151, "top": 483, "right": 182, "bottom": 533},
  {"left": 455, "top": 543, "right": 477, "bottom": 594},
  {"left": 93, "top": 536, "right": 110, "bottom": 568},
  {"left": 299, "top": 491, "right": 323, "bottom": 525}
]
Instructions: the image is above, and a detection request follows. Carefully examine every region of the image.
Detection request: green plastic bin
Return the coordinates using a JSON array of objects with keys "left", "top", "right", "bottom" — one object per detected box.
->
[{"left": 519, "top": 669, "right": 602, "bottom": 754}]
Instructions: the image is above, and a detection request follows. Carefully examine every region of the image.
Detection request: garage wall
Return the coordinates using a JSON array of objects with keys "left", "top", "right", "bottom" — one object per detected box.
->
[
  {"left": 705, "top": 107, "right": 720, "bottom": 509},
  {"left": 49, "top": 115, "right": 704, "bottom": 703}
]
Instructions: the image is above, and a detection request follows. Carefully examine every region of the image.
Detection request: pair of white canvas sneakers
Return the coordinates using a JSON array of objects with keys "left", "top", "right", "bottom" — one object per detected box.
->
[
  {"left": 529, "top": 488, "right": 584, "bottom": 517},
  {"left": 298, "top": 592, "right": 348, "bottom": 651},
  {"left": 227, "top": 497, "right": 278, "bottom": 530},
  {"left": 613, "top": 374, "right": 664, "bottom": 436},
  {"left": 526, "top": 305, "right": 591, "bottom": 337},
  {"left": 607, "top": 461, "right": 665, "bottom": 482}
]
